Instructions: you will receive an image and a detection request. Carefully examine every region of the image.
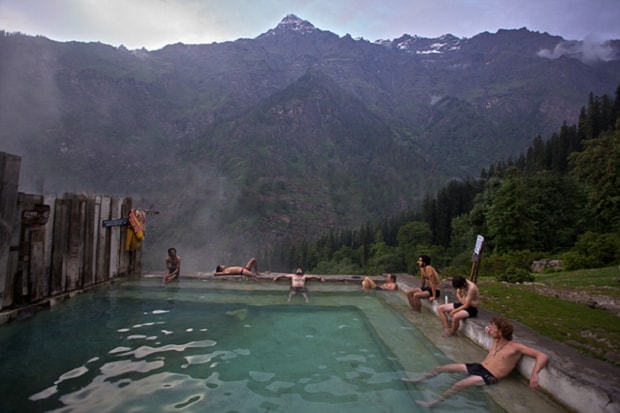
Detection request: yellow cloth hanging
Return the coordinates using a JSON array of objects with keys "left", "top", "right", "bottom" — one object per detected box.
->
[
  {"left": 125, "top": 208, "right": 147, "bottom": 251},
  {"left": 125, "top": 226, "right": 142, "bottom": 251}
]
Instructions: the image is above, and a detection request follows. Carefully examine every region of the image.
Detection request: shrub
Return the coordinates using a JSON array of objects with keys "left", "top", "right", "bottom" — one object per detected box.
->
[
  {"left": 478, "top": 250, "right": 537, "bottom": 278},
  {"left": 559, "top": 250, "right": 593, "bottom": 271},
  {"left": 495, "top": 266, "right": 535, "bottom": 283},
  {"left": 572, "top": 231, "right": 620, "bottom": 268},
  {"left": 366, "top": 252, "right": 406, "bottom": 275},
  {"left": 441, "top": 265, "right": 469, "bottom": 279}
]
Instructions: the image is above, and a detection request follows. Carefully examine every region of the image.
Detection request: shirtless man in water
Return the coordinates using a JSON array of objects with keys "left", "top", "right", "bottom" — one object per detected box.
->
[
  {"left": 273, "top": 268, "right": 325, "bottom": 303},
  {"left": 214, "top": 257, "right": 259, "bottom": 279},
  {"left": 162, "top": 248, "right": 181, "bottom": 286},
  {"left": 402, "top": 316, "right": 548, "bottom": 407}
]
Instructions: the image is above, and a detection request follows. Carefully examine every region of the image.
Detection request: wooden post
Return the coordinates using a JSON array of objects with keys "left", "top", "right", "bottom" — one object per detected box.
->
[
  {"left": 96, "top": 196, "right": 111, "bottom": 283},
  {"left": 65, "top": 194, "right": 85, "bottom": 291},
  {"left": 470, "top": 235, "right": 485, "bottom": 284},
  {"left": 43, "top": 194, "right": 57, "bottom": 296},
  {"left": 13, "top": 194, "right": 30, "bottom": 304},
  {"left": 22, "top": 197, "right": 49, "bottom": 302},
  {"left": 0, "top": 152, "right": 21, "bottom": 310},
  {"left": 51, "top": 198, "right": 68, "bottom": 294},
  {"left": 29, "top": 227, "right": 46, "bottom": 301},
  {"left": 108, "top": 197, "right": 123, "bottom": 279},
  {"left": 82, "top": 195, "right": 97, "bottom": 287},
  {"left": 118, "top": 198, "right": 131, "bottom": 276}
]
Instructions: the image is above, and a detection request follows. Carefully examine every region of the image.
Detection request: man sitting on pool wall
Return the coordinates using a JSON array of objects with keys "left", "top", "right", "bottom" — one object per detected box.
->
[
  {"left": 406, "top": 254, "right": 440, "bottom": 311},
  {"left": 214, "top": 257, "right": 259, "bottom": 279},
  {"left": 437, "top": 275, "right": 480, "bottom": 337},
  {"left": 361, "top": 274, "right": 398, "bottom": 290},
  {"left": 402, "top": 316, "right": 548, "bottom": 408}
]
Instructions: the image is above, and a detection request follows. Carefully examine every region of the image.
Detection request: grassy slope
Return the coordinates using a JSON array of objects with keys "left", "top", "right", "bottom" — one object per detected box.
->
[{"left": 477, "top": 266, "right": 620, "bottom": 366}]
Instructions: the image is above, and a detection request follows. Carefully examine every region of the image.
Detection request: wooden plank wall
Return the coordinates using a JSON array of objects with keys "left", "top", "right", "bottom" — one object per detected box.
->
[
  {"left": 0, "top": 152, "right": 21, "bottom": 310},
  {"left": 1, "top": 191, "right": 140, "bottom": 310},
  {"left": 95, "top": 196, "right": 111, "bottom": 284}
]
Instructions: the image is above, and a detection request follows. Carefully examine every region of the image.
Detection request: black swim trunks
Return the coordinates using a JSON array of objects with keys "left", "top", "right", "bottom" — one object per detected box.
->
[
  {"left": 452, "top": 303, "right": 478, "bottom": 317},
  {"left": 290, "top": 286, "right": 307, "bottom": 293},
  {"left": 421, "top": 286, "right": 441, "bottom": 298},
  {"left": 466, "top": 363, "right": 499, "bottom": 385}
]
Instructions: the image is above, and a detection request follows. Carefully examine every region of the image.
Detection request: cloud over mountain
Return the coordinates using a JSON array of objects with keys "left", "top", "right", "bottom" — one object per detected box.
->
[{"left": 537, "top": 37, "right": 619, "bottom": 63}]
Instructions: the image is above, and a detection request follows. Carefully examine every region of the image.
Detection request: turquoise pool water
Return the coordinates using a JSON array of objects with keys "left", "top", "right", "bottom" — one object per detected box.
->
[{"left": 0, "top": 279, "right": 504, "bottom": 412}]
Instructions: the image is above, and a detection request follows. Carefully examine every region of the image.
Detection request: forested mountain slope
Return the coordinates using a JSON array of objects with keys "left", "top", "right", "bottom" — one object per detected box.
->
[{"left": 1, "top": 15, "right": 619, "bottom": 269}]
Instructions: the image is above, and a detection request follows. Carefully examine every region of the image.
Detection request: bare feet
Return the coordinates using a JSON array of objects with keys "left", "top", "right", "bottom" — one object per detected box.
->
[
  {"left": 441, "top": 329, "right": 455, "bottom": 337},
  {"left": 401, "top": 377, "right": 424, "bottom": 383},
  {"left": 416, "top": 399, "right": 439, "bottom": 408}
]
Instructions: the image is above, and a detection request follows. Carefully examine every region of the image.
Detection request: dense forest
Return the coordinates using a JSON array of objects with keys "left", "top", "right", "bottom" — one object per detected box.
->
[{"left": 263, "top": 87, "right": 620, "bottom": 278}]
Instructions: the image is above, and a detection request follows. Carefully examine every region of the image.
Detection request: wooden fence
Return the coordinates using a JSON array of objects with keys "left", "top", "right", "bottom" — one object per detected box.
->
[{"left": 0, "top": 151, "right": 141, "bottom": 314}]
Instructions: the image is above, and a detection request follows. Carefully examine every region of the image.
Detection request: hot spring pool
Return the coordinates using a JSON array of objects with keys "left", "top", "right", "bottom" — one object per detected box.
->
[{"left": 0, "top": 278, "right": 506, "bottom": 412}]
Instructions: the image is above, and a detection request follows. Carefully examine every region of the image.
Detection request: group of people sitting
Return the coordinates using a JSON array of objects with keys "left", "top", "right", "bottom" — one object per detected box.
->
[
  {"left": 161, "top": 250, "right": 548, "bottom": 408},
  {"left": 362, "top": 255, "right": 480, "bottom": 337},
  {"left": 362, "top": 254, "right": 548, "bottom": 407}
]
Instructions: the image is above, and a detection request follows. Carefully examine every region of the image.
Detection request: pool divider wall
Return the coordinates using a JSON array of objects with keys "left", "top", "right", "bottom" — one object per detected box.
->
[{"left": 0, "top": 151, "right": 141, "bottom": 318}]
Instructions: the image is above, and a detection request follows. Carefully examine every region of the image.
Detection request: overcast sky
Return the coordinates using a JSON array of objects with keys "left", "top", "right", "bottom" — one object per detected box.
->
[{"left": 1, "top": 0, "right": 619, "bottom": 50}]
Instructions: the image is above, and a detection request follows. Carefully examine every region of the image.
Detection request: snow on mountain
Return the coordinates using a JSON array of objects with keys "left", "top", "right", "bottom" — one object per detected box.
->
[
  {"left": 375, "top": 33, "right": 463, "bottom": 54},
  {"left": 263, "top": 14, "right": 317, "bottom": 36}
]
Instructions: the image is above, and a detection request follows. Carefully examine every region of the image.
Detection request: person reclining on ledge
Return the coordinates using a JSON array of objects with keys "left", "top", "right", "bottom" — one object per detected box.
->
[
  {"left": 214, "top": 257, "right": 259, "bottom": 279},
  {"left": 402, "top": 316, "right": 548, "bottom": 408},
  {"left": 362, "top": 273, "right": 398, "bottom": 290}
]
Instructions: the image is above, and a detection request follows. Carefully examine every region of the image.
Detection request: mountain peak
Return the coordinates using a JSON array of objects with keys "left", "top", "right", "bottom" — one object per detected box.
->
[{"left": 262, "top": 14, "right": 317, "bottom": 37}]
